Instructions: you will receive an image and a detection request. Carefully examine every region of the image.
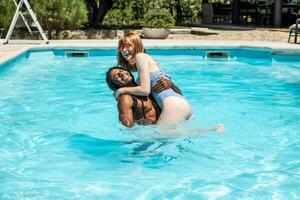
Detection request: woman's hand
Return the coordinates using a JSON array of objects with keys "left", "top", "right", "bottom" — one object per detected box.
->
[
  {"left": 153, "top": 76, "right": 173, "bottom": 93},
  {"left": 113, "top": 88, "right": 125, "bottom": 100}
]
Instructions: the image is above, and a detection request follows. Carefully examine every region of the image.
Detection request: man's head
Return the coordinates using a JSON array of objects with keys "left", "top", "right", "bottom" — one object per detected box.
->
[{"left": 106, "top": 67, "right": 136, "bottom": 91}]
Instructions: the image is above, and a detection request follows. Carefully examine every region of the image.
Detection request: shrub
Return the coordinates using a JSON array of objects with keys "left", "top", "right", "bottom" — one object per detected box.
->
[
  {"left": 179, "top": 0, "right": 201, "bottom": 22},
  {"left": 0, "top": 0, "right": 14, "bottom": 30},
  {"left": 143, "top": 8, "right": 175, "bottom": 29},
  {"left": 102, "top": 9, "right": 133, "bottom": 26},
  {"left": 30, "top": 0, "right": 88, "bottom": 38}
]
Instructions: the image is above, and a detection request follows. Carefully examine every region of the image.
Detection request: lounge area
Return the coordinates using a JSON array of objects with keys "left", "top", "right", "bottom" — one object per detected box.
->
[{"left": 201, "top": 0, "right": 300, "bottom": 27}]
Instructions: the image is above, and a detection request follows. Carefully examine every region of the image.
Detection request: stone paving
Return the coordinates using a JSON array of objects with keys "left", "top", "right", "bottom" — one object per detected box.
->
[
  {"left": 62, "top": 27, "right": 292, "bottom": 42},
  {"left": 168, "top": 27, "right": 290, "bottom": 42}
]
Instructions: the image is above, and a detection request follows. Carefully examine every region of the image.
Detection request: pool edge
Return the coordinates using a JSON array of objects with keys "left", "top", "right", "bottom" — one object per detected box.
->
[{"left": 1, "top": 40, "right": 300, "bottom": 66}]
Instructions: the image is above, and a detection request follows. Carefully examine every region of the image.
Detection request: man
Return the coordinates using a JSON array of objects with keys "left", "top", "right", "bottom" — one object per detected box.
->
[{"left": 106, "top": 67, "right": 181, "bottom": 127}]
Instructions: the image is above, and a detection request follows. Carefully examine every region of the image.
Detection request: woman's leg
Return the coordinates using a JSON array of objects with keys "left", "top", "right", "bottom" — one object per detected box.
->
[{"left": 157, "top": 97, "right": 191, "bottom": 125}]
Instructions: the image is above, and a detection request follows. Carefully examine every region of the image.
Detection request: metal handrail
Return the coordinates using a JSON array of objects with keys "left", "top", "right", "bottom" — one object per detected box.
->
[{"left": 3, "top": 0, "right": 49, "bottom": 44}]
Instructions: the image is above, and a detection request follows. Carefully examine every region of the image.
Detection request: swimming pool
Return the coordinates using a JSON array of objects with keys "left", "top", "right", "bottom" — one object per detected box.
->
[{"left": 0, "top": 48, "right": 299, "bottom": 199}]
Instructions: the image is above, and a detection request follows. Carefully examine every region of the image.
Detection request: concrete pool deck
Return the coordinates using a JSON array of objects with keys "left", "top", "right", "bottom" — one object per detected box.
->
[{"left": 0, "top": 39, "right": 300, "bottom": 65}]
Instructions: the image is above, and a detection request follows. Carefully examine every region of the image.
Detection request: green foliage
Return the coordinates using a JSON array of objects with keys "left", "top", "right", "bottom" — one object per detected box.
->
[
  {"left": 102, "top": 9, "right": 133, "bottom": 26},
  {"left": 0, "top": 0, "right": 200, "bottom": 33},
  {"left": 30, "top": 0, "right": 87, "bottom": 36},
  {"left": 142, "top": 0, "right": 170, "bottom": 10},
  {"left": 166, "top": 0, "right": 201, "bottom": 22},
  {"left": 0, "top": 0, "right": 14, "bottom": 29},
  {"left": 126, "top": 0, "right": 201, "bottom": 25},
  {"left": 144, "top": 8, "right": 175, "bottom": 29},
  {"left": 179, "top": 0, "right": 201, "bottom": 21},
  {"left": 127, "top": 0, "right": 145, "bottom": 22}
]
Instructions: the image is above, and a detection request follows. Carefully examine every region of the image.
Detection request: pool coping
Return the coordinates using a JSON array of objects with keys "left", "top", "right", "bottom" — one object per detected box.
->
[{"left": 1, "top": 39, "right": 300, "bottom": 66}]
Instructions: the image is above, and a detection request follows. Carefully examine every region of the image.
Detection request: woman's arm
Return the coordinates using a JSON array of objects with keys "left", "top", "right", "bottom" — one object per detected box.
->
[{"left": 114, "top": 53, "right": 151, "bottom": 98}]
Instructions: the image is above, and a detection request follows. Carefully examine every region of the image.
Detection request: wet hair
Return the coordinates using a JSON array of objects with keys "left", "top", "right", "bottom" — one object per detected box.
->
[{"left": 106, "top": 67, "right": 136, "bottom": 91}]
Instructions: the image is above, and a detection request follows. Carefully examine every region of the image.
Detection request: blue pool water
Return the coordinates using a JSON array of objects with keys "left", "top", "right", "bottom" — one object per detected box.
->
[{"left": 0, "top": 48, "right": 299, "bottom": 199}]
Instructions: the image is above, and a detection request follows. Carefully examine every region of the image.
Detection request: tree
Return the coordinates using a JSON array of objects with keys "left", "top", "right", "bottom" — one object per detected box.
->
[
  {"left": 84, "top": 0, "right": 201, "bottom": 28},
  {"left": 0, "top": 0, "right": 14, "bottom": 30},
  {"left": 85, "top": 0, "right": 114, "bottom": 28},
  {"left": 30, "top": 0, "right": 88, "bottom": 39}
]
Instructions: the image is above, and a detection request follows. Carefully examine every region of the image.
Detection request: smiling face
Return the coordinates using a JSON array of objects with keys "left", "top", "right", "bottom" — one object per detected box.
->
[
  {"left": 118, "top": 42, "right": 134, "bottom": 61},
  {"left": 109, "top": 68, "right": 133, "bottom": 86},
  {"left": 117, "top": 33, "right": 145, "bottom": 71}
]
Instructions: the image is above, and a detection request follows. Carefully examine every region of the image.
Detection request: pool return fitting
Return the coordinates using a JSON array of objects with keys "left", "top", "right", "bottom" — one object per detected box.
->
[
  {"left": 205, "top": 51, "right": 230, "bottom": 59},
  {"left": 65, "top": 51, "right": 89, "bottom": 58},
  {"left": 3, "top": 0, "right": 49, "bottom": 45}
]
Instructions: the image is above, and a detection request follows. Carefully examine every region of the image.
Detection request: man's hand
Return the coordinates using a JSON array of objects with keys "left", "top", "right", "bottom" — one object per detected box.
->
[
  {"left": 153, "top": 76, "right": 183, "bottom": 95},
  {"left": 153, "top": 76, "right": 173, "bottom": 93}
]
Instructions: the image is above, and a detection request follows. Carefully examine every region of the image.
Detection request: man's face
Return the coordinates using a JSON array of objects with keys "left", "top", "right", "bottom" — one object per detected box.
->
[{"left": 109, "top": 68, "right": 133, "bottom": 86}]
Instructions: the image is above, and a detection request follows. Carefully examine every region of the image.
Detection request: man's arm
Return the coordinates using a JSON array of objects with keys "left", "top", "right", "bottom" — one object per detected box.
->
[
  {"left": 171, "top": 84, "right": 182, "bottom": 95},
  {"left": 118, "top": 95, "right": 134, "bottom": 128},
  {"left": 153, "top": 76, "right": 182, "bottom": 95}
]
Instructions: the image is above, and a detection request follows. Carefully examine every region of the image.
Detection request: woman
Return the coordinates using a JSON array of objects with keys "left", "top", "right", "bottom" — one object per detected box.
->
[{"left": 113, "top": 32, "right": 191, "bottom": 125}]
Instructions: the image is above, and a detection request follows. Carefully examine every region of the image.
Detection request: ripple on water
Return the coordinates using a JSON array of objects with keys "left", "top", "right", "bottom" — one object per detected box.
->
[{"left": 0, "top": 50, "right": 299, "bottom": 199}]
